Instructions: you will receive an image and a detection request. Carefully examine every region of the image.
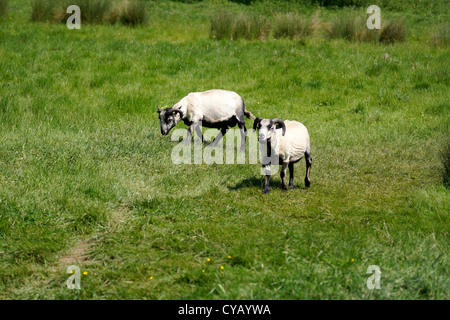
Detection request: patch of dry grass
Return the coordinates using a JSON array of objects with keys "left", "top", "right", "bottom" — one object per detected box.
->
[{"left": 273, "top": 12, "right": 313, "bottom": 40}]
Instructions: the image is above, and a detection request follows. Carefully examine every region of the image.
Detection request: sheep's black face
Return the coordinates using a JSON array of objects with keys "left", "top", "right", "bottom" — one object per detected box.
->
[{"left": 157, "top": 108, "right": 177, "bottom": 136}]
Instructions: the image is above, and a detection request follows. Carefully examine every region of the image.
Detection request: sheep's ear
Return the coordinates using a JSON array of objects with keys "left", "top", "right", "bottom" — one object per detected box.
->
[
  {"left": 274, "top": 123, "right": 286, "bottom": 136},
  {"left": 253, "top": 117, "right": 262, "bottom": 132},
  {"left": 157, "top": 107, "right": 162, "bottom": 113},
  {"left": 271, "top": 118, "right": 286, "bottom": 136}
]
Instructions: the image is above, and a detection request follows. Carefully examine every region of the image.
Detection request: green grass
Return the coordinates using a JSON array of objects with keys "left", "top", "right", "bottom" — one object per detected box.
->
[{"left": 0, "top": 0, "right": 449, "bottom": 299}]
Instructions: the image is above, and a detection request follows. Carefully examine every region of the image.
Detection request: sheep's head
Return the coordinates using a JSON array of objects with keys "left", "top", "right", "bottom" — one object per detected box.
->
[
  {"left": 157, "top": 107, "right": 183, "bottom": 135},
  {"left": 253, "top": 117, "right": 286, "bottom": 142}
]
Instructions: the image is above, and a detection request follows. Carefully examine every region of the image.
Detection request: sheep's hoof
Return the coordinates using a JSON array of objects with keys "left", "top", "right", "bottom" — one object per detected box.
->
[
  {"left": 289, "top": 185, "right": 294, "bottom": 190},
  {"left": 263, "top": 188, "right": 270, "bottom": 194},
  {"left": 282, "top": 188, "right": 288, "bottom": 193},
  {"left": 305, "top": 179, "right": 311, "bottom": 188}
]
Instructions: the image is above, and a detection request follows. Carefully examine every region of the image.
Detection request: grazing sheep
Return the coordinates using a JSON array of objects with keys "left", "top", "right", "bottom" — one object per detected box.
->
[
  {"left": 157, "top": 89, "right": 255, "bottom": 151},
  {"left": 253, "top": 117, "right": 311, "bottom": 194}
]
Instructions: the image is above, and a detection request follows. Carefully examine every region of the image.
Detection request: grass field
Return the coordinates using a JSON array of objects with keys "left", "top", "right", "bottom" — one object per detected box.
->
[{"left": 0, "top": 0, "right": 449, "bottom": 299}]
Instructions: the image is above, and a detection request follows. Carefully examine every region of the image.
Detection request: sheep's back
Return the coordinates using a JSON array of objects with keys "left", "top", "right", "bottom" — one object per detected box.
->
[
  {"left": 277, "top": 120, "right": 309, "bottom": 163},
  {"left": 186, "top": 90, "right": 243, "bottom": 123}
]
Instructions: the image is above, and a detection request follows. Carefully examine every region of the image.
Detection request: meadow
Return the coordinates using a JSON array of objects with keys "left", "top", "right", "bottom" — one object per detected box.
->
[{"left": 0, "top": 0, "right": 448, "bottom": 299}]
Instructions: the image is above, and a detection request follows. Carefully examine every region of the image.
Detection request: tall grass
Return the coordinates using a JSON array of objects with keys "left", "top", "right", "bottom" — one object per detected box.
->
[
  {"left": 230, "top": 0, "right": 254, "bottom": 4},
  {"left": 210, "top": 8, "right": 234, "bottom": 40},
  {"left": 325, "top": 15, "right": 354, "bottom": 40},
  {"left": 79, "top": 0, "right": 111, "bottom": 24},
  {"left": 31, "top": 0, "right": 146, "bottom": 25},
  {"left": 326, "top": 15, "right": 405, "bottom": 44},
  {"left": 272, "top": 12, "right": 313, "bottom": 40},
  {"left": 118, "top": 0, "right": 147, "bottom": 26},
  {"left": 32, "top": 0, "right": 111, "bottom": 23},
  {"left": 233, "top": 13, "right": 268, "bottom": 40},
  {"left": 443, "top": 140, "right": 450, "bottom": 188},
  {"left": 326, "top": 15, "right": 375, "bottom": 42},
  {"left": 313, "top": 0, "right": 369, "bottom": 6},
  {"left": 0, "top": 0, "right": 7, "bottom": 17},
  {"left": 211, "top": 8, "right": 268, "bottom": 40},
  {"left": 379, "top": 20, "right": 406, "bottom": 44},
  {"left": 430, "top": 24, "right": 450, "bottom": 47},
  {"left": 31, "top": 0, "right": 56, "bottom": 22}
]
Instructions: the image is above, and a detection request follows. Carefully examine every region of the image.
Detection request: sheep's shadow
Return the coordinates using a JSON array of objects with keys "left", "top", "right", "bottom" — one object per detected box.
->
[
  {"left": 228, "top": 175, "right": 310, "bottom": 191},
  {"left": 171, "top": 136, "right": 220, "bottom": 147},
  {"left": 227, "top": 176, "right": 284, "bottom": 191}
]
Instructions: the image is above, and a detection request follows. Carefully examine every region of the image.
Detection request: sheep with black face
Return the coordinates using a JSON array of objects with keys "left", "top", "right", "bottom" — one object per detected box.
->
[
  {"left": 157, "top": 89, "right": 255, "bottom": 151},
  {"left": 253, "top": 117, "right": 312, "bottom": 194}
]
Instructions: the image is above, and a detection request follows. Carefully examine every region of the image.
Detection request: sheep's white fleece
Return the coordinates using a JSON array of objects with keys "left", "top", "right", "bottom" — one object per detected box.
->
[
  {"left": 172, "top": 89, "right": 245, "bottom": 124},
  {"left": 272, "top": 120, "right": 310, "bottom": 163}
]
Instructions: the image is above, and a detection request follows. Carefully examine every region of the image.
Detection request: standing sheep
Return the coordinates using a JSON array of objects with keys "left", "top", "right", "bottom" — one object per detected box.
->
[
  {"left": 157, "top": 89, "right": 255, "bottom": 151},
  {"left": 253, "top": 117, "right": 312, "bottom": 194}
]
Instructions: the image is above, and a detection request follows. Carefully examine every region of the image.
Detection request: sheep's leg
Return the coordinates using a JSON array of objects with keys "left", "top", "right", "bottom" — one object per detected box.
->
[
  {"left": 185, "top": 125, "right": 194, "bottom": 145},
  {"left": 238, "top": 122, "right": 247, "bottom": 152},
  {"left": 289, "top": 162, "right": 295, "bottom": 189},
  {"left": 280, "top": 162, "right": 289, "bottom": 192},
  {"left": 305, "top": 151, "right": 312, "bottom": 187},
  {"left": 263, "top": 165, "right": 270, "bottom": 194},
  {"left": 209, "top": 127, "right": 227, "bottom": 147},
  {"left": 194, "top": 124, "right": 204, "bottom": 142}
]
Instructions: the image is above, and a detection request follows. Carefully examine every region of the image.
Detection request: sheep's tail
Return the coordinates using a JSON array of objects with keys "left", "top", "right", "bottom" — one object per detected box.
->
[
  {"left": 242, "top": 100, "right": 256, "bottom": 121},
  {"left": 244, "top": 109, "right": 256, "bottom": 121}
]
